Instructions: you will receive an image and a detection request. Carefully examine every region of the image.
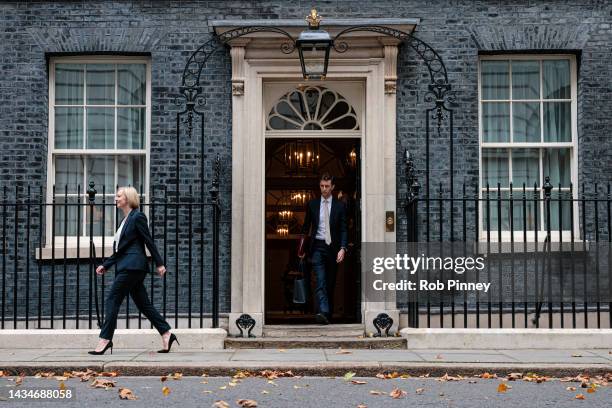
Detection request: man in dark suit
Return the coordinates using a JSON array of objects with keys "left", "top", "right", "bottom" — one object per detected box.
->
[{"left": 300, "top": 173, "right": 348, "bottom": 325}]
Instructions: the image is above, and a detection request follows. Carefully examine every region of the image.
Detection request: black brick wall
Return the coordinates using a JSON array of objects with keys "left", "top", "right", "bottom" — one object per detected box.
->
[{"left": 0, "top": 1, "right": 610, "bottom": 322}]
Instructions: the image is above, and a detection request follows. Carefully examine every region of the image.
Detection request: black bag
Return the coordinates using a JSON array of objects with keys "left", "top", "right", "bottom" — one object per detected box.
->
[{"left": 292, "top": 259, "right": 308, "bottom": 304}]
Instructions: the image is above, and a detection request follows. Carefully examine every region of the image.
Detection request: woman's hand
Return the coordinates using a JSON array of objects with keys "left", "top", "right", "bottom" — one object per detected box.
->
[
  {"left": 157, "top": 265, "right": 167, "bottom": 277},
  {"left": 96, "top": 265, "right": 106, "bottom": 275}
]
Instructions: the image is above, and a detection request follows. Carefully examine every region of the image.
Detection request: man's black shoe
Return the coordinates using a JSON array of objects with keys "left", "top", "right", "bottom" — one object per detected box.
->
[{"left": 315, "top": 313, "right": 329, "bottom": 325}]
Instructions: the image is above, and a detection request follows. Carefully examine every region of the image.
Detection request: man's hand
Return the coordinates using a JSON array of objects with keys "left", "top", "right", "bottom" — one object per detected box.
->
[
  {"left": 157, "top": 265, "right": 167, "bottom": 277},
  {"left": 336, "top": 248, "right": 346, "bottom": 263},
  {"left": 96, "top": 265, "right": 106, "bottom": 275}
]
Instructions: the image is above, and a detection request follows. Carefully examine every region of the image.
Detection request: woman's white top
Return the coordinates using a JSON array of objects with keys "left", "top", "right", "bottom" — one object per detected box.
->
[{"left": 113, "top": 210, "right": 132, "bottom": 247}]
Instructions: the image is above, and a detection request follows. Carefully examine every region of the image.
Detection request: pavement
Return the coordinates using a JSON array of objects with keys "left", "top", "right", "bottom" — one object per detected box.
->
[{"left": 1, "top": 348, "right": 611, "bottom": 377}]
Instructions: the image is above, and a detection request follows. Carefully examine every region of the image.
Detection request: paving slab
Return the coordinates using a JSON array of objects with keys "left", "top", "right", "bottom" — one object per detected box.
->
[
  {"left": 133, "top": 349, "right": 235, "bottom": 362},
  {"left": 587, "top": 349, "right": 612, "bottom": 361},
  {"left": 230, "top": 349, "right": 327, "bottom": 362},
  {"left": 324, "top": 349, "right": 424, "bottom": 362},
  {"left": 415, "top": 350, "right": 520, "bottom": 363},
  {"left": 500, "top": 349, "right": 612, "bottom": 364},
  {"left": 0, "top": 349, "right": 53, "bottom": 361},
  {"left": 34, "top": 349, "right": 141, "bottom": 362}
]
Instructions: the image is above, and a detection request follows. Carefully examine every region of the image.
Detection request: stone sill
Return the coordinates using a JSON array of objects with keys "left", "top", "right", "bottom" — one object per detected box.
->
[{"left": 35, "top": 245, "right": 151, "bottom": 261}]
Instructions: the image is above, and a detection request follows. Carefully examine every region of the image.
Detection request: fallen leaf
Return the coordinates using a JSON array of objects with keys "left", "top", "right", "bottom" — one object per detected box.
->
[
  {"left": 351, "top": 380, "right": 367, "bottom": 385},
  {"left": 59, "top": 381, "right": 66, "bottom": 391},
  {"left": 277, "top": 349, "right": 286, "bottom": 353},
  {"left": 267, "top": 380, "right": 277, "bottom": 387},
  {"left": 293, "top": 385, "right": 302, "bottom": 389},
  {"left": 160, "top": 375, "right": 168, "bottom": 382},
  {"left": 369, "top": 390, "right": 385, "bottom": 396},
  {"left": 400, "top": 374, "right": 411, "bottom": 379},
  {"left": 439, "top": 392, "right": 445, "bottom": 397},
  {"left": 119, "top": 388, "right": 137, "bottom": 400},
  {"left": 416, "top": 388, "right": 425, "bottom": 394},
  {"left": 55, "top": 376, "right": 69, "bottom": 381},
  {"left": 587, "top": 388, "right": 595, "bottom": 394},
  {"left": 162, "top": 386, "right": 170, "bottom": 396},
  {"left": 35, "top": 371, "right": 55, "bottom": 378},
  {"left": 201, "top": 380, "right": 208, "bottom": 384},
  {"left": 571, "top": 354, "right": 583, "bottom": 358},
  {"left": 575, "top": 394, "right": 585, "bottom": 400},
  {"left": 15, "top": 375, "right": 24, "bottom": 386},
  {"left": 438, "top": 373, "right": 463, "bottom": 382},
  {"left": 566, "top": 386, "right": 577, "bottom": 391},
  {"left": 0, "top": 371, "right": 6, "bottom": 377},
  {"left": 497, "top": 383, "right": 509, "bottom": 393},
  {"left": 344, "top": 372, "right": 356, "bottom": 381},
  {"left": 237, "top": 399, "right": 258, "bottom": 407},
  {"left": 390, "top": 387, "right": 407, "bottom": 399},
  {"left": 479, "top": 372, "right": 497, "bottom": 379},
  {"left": 91, "top": 378, "right": 116, "bottom": 389},
  {"left": 507, "top": 373, "right": 523, "bottom": 381},
  {"left": 168, "top": 372, "right": 182, "bottom": 380},
  {"left": 228, "top": 382, "right": 237, "bottom": 387},
  {"left": 336, "top": 349, "right": 352, "bottom": 354},
  {"left": 219, "top": 385, "right": 227, "bottom": 390},
  {"left": 212, "top": 401, "right": 230, "bottom": 408},
  {"left": 98, "top": 371, "right": 119, "bottom": 377},
  {"left": 261, "top": 390, "right": 269, "bottom": 394},
  {"left": 357, "top": 405, "right": 367, "bottom": 408},
  {"left": 203, "top": 390, "right": 213, "bottom": 394},
  {"left": 375, "top": 373, "right": 386, "bottom": 379}
]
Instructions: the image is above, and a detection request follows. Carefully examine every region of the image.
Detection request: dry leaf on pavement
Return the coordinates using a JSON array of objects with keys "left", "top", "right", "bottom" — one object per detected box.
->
[
  {"left": 357, "top": 405, "right": 367, "bottom": 408},
  {"left": 212, "top": 401, "right": 230, "bottom": 408},
  {"left": 351, "top": 380, "right": 367, "bottom": 385},
  {"left": 119, "top": 388, "right": 137, "bottom": 400},
  {"left": 507, "top": 373, "right": 523, "bottom": 381},
  {"left": 98, "top": 371, "right": 119, "bottom": 377},
  {"left": 237, "top": 399, "right": 258, "bottom": 407},
  {"left": 15, "top": 375, "right": 24, "bottom": 386},
  {"left": 369, "top": 390, "right": 384, "bottom": 396},
  {"left": 91, "top": 379, "right": 116, "bottom": 389},
  {"left": 59, "top": 381, "right": 66, "bottom": 391},
  {"left": 479, "top": 372, "right": 497, "bottom": 379},
  {"left": 162, "top": 386, "right": 171, "bottom": 396},
  {"left": 343, "top": 372, "right": 356, "bottom": 381},
  {"left": 497, "top": 383, "right": 509, "bottom": 393},
  {"left": 575, "top": 394, "right": 585, "bottom": 400},
  {"left": 416, "top": 388, "right": 425, "bottom": 394},
  {"left": 566, "top": 386, "right": 577, "bottom": 391},
  {"left": 587, "top": 388, "right": 596, "bottom": 394},
  {"left": 390, "top": 387, "right": 407, "bottom": 399}
]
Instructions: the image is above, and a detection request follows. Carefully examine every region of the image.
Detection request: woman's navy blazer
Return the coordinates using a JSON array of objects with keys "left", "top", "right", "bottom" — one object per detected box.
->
[{"left": 102, "top": 210, "right": 164, "bottom": 272}]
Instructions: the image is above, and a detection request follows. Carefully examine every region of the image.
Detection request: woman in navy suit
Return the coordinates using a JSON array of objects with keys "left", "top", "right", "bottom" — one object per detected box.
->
[{"left": 89, "top": 186, "right": 178, "bottom": 355}]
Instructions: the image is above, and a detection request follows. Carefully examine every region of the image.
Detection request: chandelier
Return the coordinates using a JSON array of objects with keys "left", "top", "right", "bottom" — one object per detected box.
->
[
  {"left": 347, "top": 146, "right": 357, "bottom": 169},
  {"left": 290, "top": 190, "right": 313, "bottom": 206},
  {"left": 284, "top": 139, "right": 320, "bottom": 175}
]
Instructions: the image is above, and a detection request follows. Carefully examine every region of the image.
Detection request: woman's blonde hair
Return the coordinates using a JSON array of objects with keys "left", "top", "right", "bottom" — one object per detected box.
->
[{"left": 119, "top": 186, "right": 140, "bottom": 209}]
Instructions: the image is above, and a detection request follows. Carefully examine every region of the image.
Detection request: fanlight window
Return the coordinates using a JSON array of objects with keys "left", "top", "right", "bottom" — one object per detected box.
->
[{"left": 267, "top": 86, "right": 359, "bottom": 131}]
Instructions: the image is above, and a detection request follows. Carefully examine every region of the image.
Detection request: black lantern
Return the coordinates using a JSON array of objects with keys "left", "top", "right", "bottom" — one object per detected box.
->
[{"left": 296, "top": 9, "right": 333, "bottom": 80}]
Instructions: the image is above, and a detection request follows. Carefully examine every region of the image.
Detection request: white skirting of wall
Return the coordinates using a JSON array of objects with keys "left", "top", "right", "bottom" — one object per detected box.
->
[
  {"left": 401, "top": 328, "right": 612, "bottom": 349},
  {"left": 0, "top": 328, "right": 227, "bottom": 350}
]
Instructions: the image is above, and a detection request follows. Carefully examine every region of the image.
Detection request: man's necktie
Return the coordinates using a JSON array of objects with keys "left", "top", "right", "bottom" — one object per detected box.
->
[{"left": 324, "top": 199, "right": 332, "bottom": 245}]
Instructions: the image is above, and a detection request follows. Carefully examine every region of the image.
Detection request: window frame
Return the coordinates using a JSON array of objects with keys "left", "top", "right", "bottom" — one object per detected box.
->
[
  {"left": 46, "top": 55, "right": 152, "bottom": 248},
  {"left": 477, "top": 54, "right": 579, "bottom": 242}
]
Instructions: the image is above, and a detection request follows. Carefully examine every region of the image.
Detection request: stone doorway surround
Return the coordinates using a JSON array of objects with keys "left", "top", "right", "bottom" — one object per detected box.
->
[{"left": 211, "top": 18, "right": 420, "bottom": 336}]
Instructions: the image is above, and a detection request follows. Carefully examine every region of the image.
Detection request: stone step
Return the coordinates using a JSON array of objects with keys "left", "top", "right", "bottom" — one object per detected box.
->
[
  {"left": 263, "top": 324, "right": 365, "bottom": 338},
  {"left": 224, "top": 336, "right": 406, "bottom": 349}
]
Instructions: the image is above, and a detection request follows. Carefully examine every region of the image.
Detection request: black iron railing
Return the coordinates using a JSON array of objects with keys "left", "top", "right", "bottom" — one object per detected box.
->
[
  {"left": 402, "top": 176, "right": 612, "bottom": 329},
  {"left": 0, "top": 179, "right": 221, "bottom": 330}
]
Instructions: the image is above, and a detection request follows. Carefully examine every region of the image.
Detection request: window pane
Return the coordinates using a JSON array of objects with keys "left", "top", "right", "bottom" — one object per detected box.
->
[
  {"left": 55, "top": 64, "right": 83, "bottom": 105},
  {"left": 118, "top": 64, "right": 146, "bottom": 105},
  {"left": 481, "top": 60, "right": 509, "bottom": 99},
  {"left": 117, "top": 108, "right": 145, "bottom": 149},
  {"left": 55, "top": 156, "right": 84, "bottom": 193},
  {"left": 543, "top": 102, "right": 571, "bottom": 142},
  {"left": 512, "top": 148, "right": 539, "bottom": 186},
  {"left": 86, "top": 156, "right": 115, "bottom": 194},
  {"left": 543, "top": 60, "right": 570, "bottom": 99},
  {"left": 543, "top": 148, "right": 571, "bottom": 187},
  {"left": 86, "top": 64, "right": 115, "bottom": 105},
  {"left": 86, "top": 108, "right": 114, "bottom": 149},
  {"left": 118, "top": 156, "right": 144, "bottom": 190},
  {"left": 482, "top": 148, "right": 509, "bottom": 187},
  {"left": 482, "top": 102, "right": 510, "bottom": 142},
  {"left": 92, "top": 196, "right": 116, "bottom": 237},
  {"left": 512, "top": 61, "right": 539, "bottom": 100},
  {"left": 483, "top": 191, "right": 510, "bottom": 231},
  {"left": 511, "top": 193, "right": 539, "bottom": 231},
  {"left": 512, "top": 102, "right": 540, "bottom": 142},
  {"left": 548, "top": 190, "right": 572, "bottom": 231},
  {"left": 55, "top": 107, "right": 83, "bottom": 149},
  {"left": 54, "top": 196, "right": 80, "bottom": 237}
]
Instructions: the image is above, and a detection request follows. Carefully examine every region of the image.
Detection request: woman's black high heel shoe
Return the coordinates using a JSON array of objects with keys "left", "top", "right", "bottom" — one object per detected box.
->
[
  {"left": 158, "top": 333, "right": 179, "bottom": 353},
  {"left": 88, "top": 341, "right": 113, "bottom": 355}
]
